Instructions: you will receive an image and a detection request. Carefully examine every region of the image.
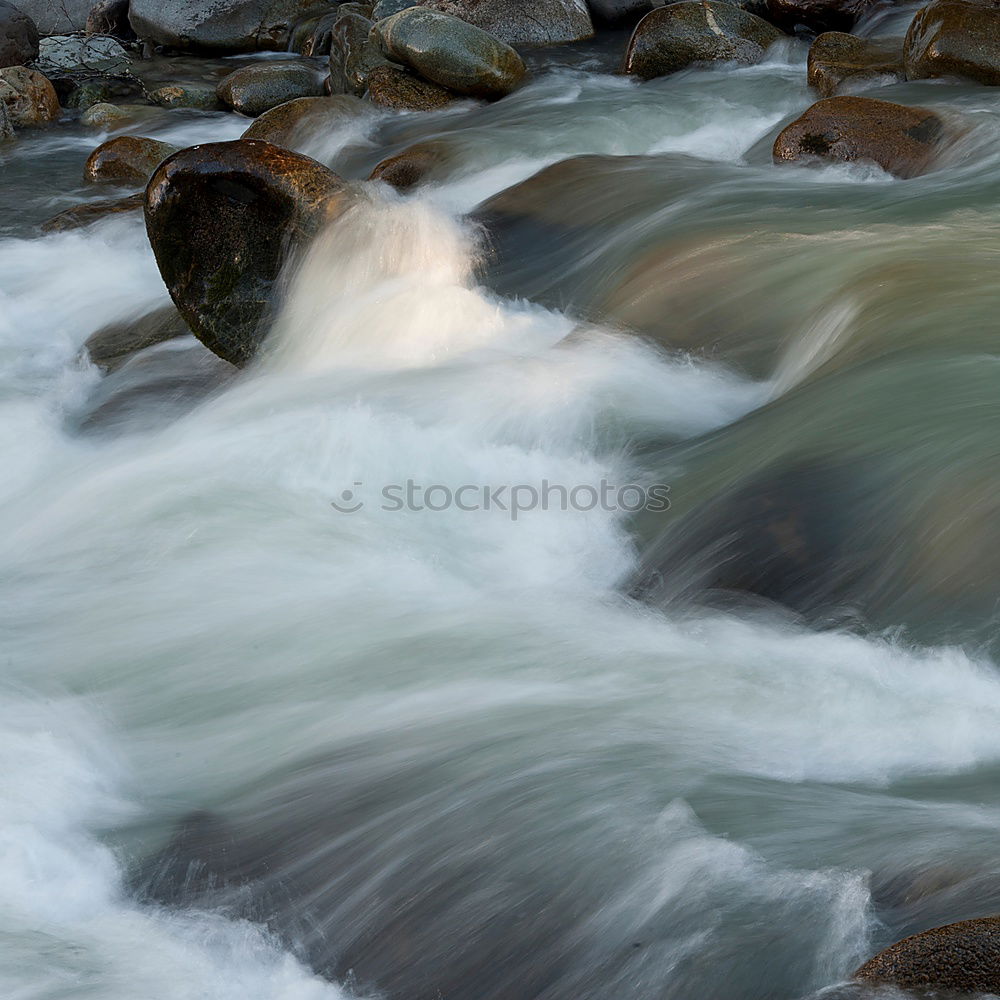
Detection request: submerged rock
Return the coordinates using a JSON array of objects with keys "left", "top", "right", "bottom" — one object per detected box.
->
[
  {"left": 419, "top": 0, "right": 595, "bottom": 45},
  {"left": 83, "top": 303, "right": 191, "bottom": 371},
  {"left": 373, "top": 7, "right": 526, "bottom": 99},
  {"left": 86, "top": 0, "right": 135, "bottom": 40},
  {"left": 904, "top": 0, "right": 1000, "bottom": 86},
  {"left": 241, "top": 94, "right": 371, "bottom": 149},
  {"left": 40, "top": 191, "right": 144, "bottom": 232},
  {"left": 217, "top": 61, "right": 325, "bottom": 118},
  {"left": 365, "top": 63, "right": 457, "bottom": 109},
  {"left": 0, "top": 1, "right": 39, "bottom": 68},
  {"left": 84, "top": 135, "right": 178, "bottom": 186},
  {"left": 766, "top": 0, "right": 875, "bottom": 32},
  {"left": 808, "top": 31, "right": 904, "bottom": 96},
  {"left": 773, "top": 96, "right": 949, "bottom": 178},
  {"left": 0, "top": 66, "right": 59, "bottom": 126},
  {"left": 622, "top": 3, "right": 783, "bottom": 80},
  {"left": 368, "top": 139, "right": 452, "bottom": 188},
  {"left": 855, "top": 916, "right": 1000, "bottom": 992},
  {"left": 144, "top": 139, "right": 351, "bottom": 365},
  {"left": 128, "top": 0, "right": 331, "bottom": 54}
]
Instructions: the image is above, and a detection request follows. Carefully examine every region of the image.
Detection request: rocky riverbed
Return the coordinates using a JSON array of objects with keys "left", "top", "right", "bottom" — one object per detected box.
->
[{"left": 3, "top": 0, "right": 1000, "bottom": 998}]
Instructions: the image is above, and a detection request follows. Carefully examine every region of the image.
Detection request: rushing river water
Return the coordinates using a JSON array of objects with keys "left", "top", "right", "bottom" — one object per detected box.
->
[{"left": 4, "top": 15, "right": 1000, "bottom": 1000}]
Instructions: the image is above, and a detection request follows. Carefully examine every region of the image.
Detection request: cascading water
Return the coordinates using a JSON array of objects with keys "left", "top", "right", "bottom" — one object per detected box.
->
[{"left": 3, "top": 21, "right": 1000, "bottom": 1000}]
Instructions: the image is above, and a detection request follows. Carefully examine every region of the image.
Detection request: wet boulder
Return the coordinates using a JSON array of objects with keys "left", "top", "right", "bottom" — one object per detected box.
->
[
  {"left": 144, "top": 139, "right": 351, "bottom": 366},
  {"left": 904, "top": 0, "right": 1000, "bottom": 86},
  {"left": 85, "top": 0, "right": 135, "bottom": 39},
  {"left": 419, "top": 0, "right": 594, "bottom": 45},
  {"left": 622, "top": 3, "right": 783, "bottom": 80},
  {"left": 128, "top": 0, "right": 331, "bottom": 54},
  {"left": 328, "top": 9, "right": 391, "bottom": 96},
  {"left": 241, "top": 94, "right": 372, "bottom": 150},
  {"left": 771, "top": 94, "right": 953, "bottom": 176},
  {"left": 766, "top": 0, "right": 875, "bottom": 32},
  {"left": 40, "top": 191, "right": 144, "bottom": 232},
  {"left": 0, "top": 1, "right": 39, "bottom": 68},
  {"left": 373, "top": 7, "right": 526, "bottom": 98},
  {"left": 0, "top": 66, "right": 59, "bottom": 126},
  {"left": 773, "top": 96, "right": 949, "bottom": 178},
  {"left": 368, "top": 139, "right": 452, "bottom": 188},
  {"left": 808, "top": 31, "right": 904, "bottom": 95},
  {"left": 855, "top": 916, "right": 1000, "bottom": 992},
  {"left": 84, "top": 135, "right": 178, "bottom": 186},
  {"left": 365, "top": 62, "right": 457, "bottom": 109},
  {"left": 0, "top": 96, "right": 12, "bottom": 137},
  {"left": 216, "top": 61, "right": 325, "bottom": 118}
]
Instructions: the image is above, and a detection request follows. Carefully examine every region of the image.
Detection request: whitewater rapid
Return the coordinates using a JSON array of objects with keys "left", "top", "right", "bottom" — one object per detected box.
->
[{"left": 3, "top": 37, "right": 1000, "bottom": 1000}]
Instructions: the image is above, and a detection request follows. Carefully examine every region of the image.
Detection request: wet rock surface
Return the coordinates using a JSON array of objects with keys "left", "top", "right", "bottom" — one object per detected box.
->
[
  {"left": 622, "top": 2, "right": 784, "bottom": 79},
  {"left": 904, "top": 0, "right": 1000, "bottom": 86},
  {"left": 365, "top": 62, "right": 458, "bottom": 110},
  {"left": 808, "top": 32, "right": 904, "bottom": 96},
  {"left": 144, "top": 139, "right": 351, "bottom": 365},
  {"left": 84, "top": 135, "right": 179, "bottom": 186},
  {"left": 216, "top": 61, "right": 326, "bottom": 118},
  {"left": 855, "top": 916, "right": 1000, "bottom": 992},
  {"left": 773, "top": 95, "right": 950, "bottom": 178},
  {"left": 373, "top": 7, "right": 526, "bottom": 99}
]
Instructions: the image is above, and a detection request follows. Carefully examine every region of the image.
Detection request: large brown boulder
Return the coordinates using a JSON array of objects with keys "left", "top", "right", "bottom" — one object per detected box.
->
[
  {"left": 0, "top": 65, "right": 59, "bottom": 126},
  {"left": 0, "top": 1, "right": 39, "bottom": 68},
  {"left": 773, "top": 95, "right": 949, "bottom": 178},
  {"left": 373, "top": 7, "right": 526, "bottom": 99},
  {"left": 808, "top": 31, "right": 904, "bottom": 95},
  {"left": 216, "top": 61, "right": 326, "bottom": 118},
  {"left": 767, "top": 0, "right": 874, "bottom": 32},
  {"left": 855, "top": 916, "right": 1000, "bottom": 992},
  {"left": 83, "top": 135, "right": 178, "bottom": 186},
  {"left": 418, "top": 0, "right": 594, "bottom": 45},
  {"left": 622, "top": 2, "right": 783, "bottom": 79},
  {"left": 904, "top": 0, "right": 1000, "bottom": 85},
  {"left": 144, "top": 139, "right": 351, "bottom": 366}
]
